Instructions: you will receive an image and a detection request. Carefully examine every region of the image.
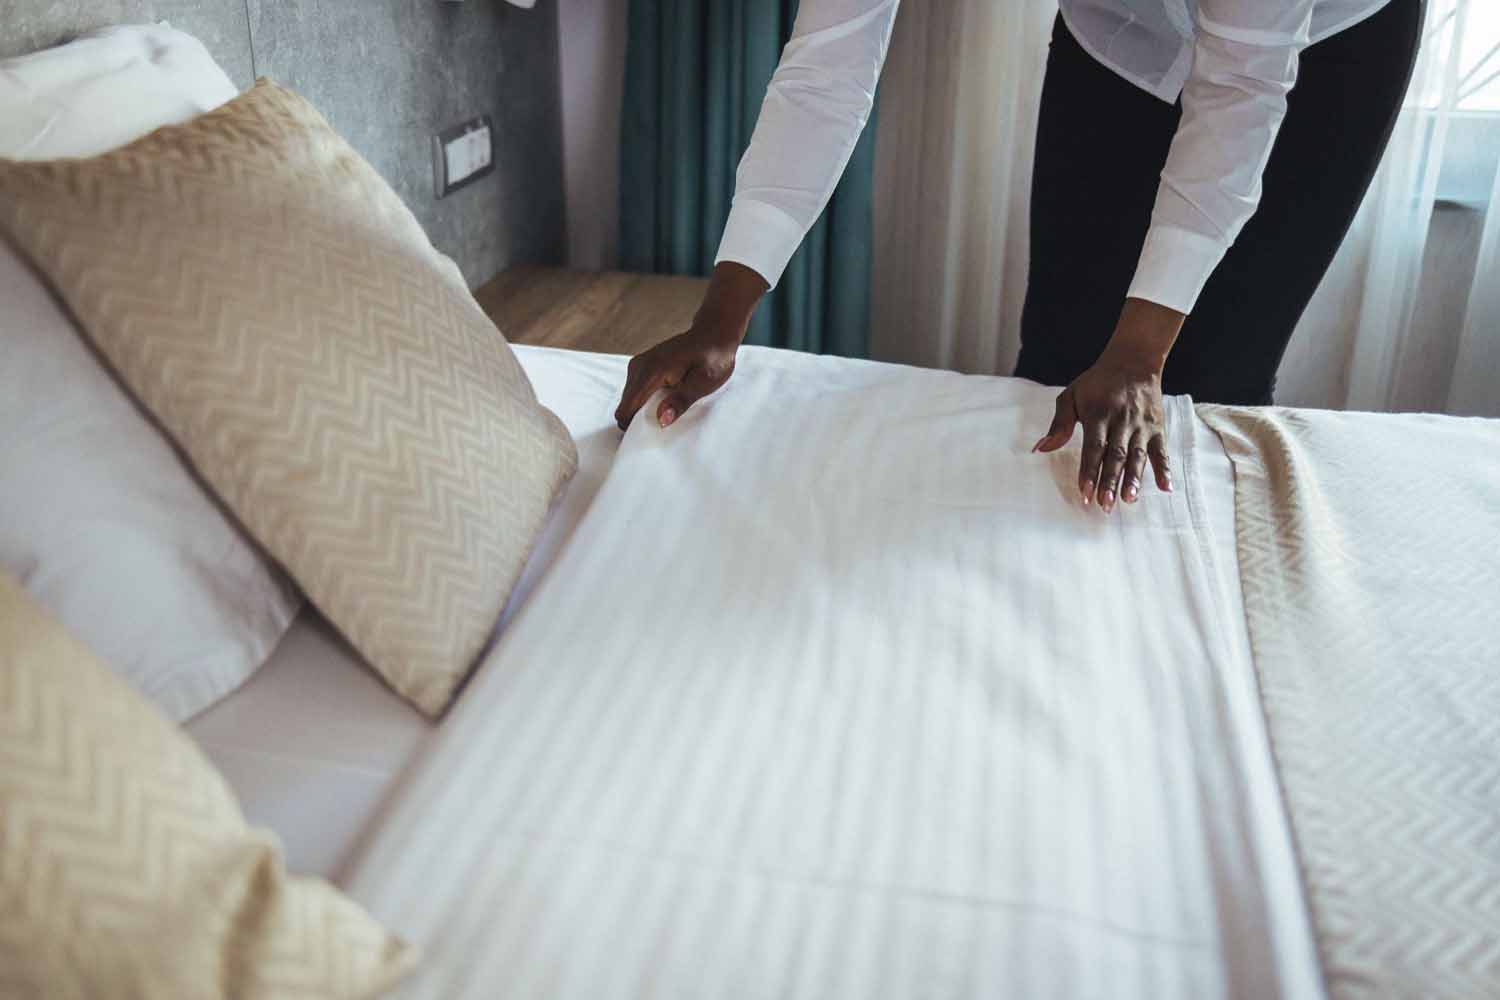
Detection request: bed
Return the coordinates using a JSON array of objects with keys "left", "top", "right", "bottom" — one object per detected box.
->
[
  {"left": 172, "top": 333, "right": 1498, "bottom": 999},
  {"left": 4, "top": 21, "right": 1498, "bottom": 1000}
]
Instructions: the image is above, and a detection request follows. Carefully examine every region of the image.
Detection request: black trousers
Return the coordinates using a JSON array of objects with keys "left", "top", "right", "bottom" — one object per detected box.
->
[{"left": 1014, "top": 1, "right": 1424, "bottom": 404}]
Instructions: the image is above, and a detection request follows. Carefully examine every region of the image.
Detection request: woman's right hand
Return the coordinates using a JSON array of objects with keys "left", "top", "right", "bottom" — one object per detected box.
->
[
  {"left": 614, "top": 261, "right": 768, "bottom": 430},
  {"left": 613, "top": 323, "right": 741, "bottom": 430}
]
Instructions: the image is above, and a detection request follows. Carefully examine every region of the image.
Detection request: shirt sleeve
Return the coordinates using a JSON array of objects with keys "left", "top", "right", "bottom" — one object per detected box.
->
[
  {"left": 1127, "top": 0, "right": 1317, "bottom": 314},
  {"left": 714, "top": 0, "right": 901, "bottom": 289}
]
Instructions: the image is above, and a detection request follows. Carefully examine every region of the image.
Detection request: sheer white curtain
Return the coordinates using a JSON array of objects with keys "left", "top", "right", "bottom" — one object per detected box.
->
[
  {"left": 1288, "top": 0, "right": 1500, "bottom": 414},
  {"left": 870, "top": 1, "right": 1056, "bottom": 376},
  {"left": 872, "top": 0, "right": 1500, "bottom": 417}
]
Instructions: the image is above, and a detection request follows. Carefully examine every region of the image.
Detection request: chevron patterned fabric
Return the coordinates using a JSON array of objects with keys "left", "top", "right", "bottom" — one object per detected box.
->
[
  {"left": 0, "top": 79, "right": 577, "bottom": 716},
  {"left": 0, "top": 573, "right": 416, "bottom": 997},
  {"left": 1200, "top": 405, "right": 1500, "bottom": 998}
]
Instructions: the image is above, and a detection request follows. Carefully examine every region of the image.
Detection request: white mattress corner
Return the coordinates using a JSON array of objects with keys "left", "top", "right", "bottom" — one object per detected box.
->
[{"left": 495, "top": 345, "right": 629, "bottom": 629}]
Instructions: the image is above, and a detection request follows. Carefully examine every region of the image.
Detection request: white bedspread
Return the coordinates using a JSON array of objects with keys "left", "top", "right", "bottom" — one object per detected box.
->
[{"left": 343, "top": 350, "right": 1320, "bottom": 998}]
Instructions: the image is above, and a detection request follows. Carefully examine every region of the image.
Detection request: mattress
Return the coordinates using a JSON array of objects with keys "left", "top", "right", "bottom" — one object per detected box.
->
[
  {"left": 338, "top": 348, "right": 1320, "bottom": 998},
  {"left": 185, "top": 344, "right": 632, "bottom": 878},
  {"left": 183, "top": 613, "right": 427, "bottom": 878}
]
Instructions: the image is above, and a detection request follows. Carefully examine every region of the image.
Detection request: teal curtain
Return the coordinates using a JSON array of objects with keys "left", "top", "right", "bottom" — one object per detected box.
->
[{"left": 619, "top": 0, "right": 877, "bottom": 356}]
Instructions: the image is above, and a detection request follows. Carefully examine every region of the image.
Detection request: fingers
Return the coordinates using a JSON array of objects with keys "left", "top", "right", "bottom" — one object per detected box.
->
[
  {"left": 1147, "top": 433, "right": 1172, "bottom": 493},
  {"left": 1053, "top": 364, "right": 1169, "bottom": 514},
  {"left": 614, "top": 353, "right": 677, "bottom": 430},
  {"left": 1120, "top": 429, "right": 1149, "bottom": 504},
  {"left": 1078, "top": 422, "right": 1108, "bottom": 507},
  {"left": 656, "top": 363, "right": 725, "bottom": 427},
  {"left": 1033, "top": 389, "right": 1078, "bottom": 453},
  {"left": 1095, "top": 418, "right": 1131, "bottom": 512}
]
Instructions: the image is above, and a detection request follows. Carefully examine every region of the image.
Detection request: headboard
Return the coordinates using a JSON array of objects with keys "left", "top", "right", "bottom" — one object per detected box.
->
[{"left": 0, "top": 0, "right": 566, "bottom": 287}]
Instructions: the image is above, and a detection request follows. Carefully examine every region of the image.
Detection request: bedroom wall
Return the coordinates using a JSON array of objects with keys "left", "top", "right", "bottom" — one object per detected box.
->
[
  {"left": 0, "top": 0, "right": 566, "bottom": 289},
  {"left": 557, "top": 0, "right": 626, "bottom": 269}
]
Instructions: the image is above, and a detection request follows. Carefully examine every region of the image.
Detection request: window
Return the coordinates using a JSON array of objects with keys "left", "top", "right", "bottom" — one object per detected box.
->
[
  {"left": 1413, "top": 0, "right": 1500, "bottom": 111},
  {"left": 1412, "top": 0, "right": 1500, "bottom": 207},
  {"left": 1455, "top": 0, "right": 1500, "bottom": 111}
]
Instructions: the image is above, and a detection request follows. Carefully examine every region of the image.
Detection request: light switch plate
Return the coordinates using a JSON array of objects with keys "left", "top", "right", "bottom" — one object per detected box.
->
[{"left": 432, "top": 115, "right": 494, "bottom": 198}]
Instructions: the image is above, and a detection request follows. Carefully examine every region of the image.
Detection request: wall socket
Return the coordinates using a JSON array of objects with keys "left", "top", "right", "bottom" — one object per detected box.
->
[{"left": 432, "top": 115, "right": 494, "bottom": 198}]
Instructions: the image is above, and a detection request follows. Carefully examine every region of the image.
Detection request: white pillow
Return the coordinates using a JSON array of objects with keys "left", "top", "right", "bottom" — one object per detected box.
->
[
  {"left": 0, "top": 23, "right": 300, "bottom": 720},
  {"left": 0, "top": 22, "right": 238, "bottom": 159}
]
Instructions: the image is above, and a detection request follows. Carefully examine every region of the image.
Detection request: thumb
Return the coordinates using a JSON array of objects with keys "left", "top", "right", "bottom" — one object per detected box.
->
[
  {"left": 1033, "top": 389, "right": 1077, "bottom": 453},
  {"left": 656, "top": 364, "right": 723, "bottom": 427},
  {"left": 615, "top": 360, "right": 680, "bottom": 431}
]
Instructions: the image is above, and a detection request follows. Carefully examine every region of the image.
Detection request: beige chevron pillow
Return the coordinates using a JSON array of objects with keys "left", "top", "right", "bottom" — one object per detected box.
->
[
  {"left": 0, "top": 79, "right": 577, "bottom": 715},
  {"left": 0, "top": 572, "right": 416, "bottom": 997}
]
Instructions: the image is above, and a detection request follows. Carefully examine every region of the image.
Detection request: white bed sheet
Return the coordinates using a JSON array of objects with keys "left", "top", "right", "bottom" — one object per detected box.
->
[
  {"left": 185, "top": 345, "right": 632, "bottom": 878},
  {"left": 184, "top": 612, "right": 427, "bottom": 877},
  {"left": 340, "top": 348, "right": 1321, "bottom": 999}
]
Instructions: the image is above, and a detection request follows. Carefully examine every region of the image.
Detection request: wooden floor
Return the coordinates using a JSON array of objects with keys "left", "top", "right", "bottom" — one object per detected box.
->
[{"left": 474, "top": 267, "right": 709, "bottom": 357}]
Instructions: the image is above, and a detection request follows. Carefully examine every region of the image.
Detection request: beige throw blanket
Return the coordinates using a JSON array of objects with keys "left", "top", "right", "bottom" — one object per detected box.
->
[{"left": 1199, "top": 405, "right": 1500, "bottom": 998}]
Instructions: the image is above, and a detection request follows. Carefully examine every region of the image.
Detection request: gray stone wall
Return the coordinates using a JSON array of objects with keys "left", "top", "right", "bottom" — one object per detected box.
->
[{"left": 0, "top": 0, "right": 565, "bottom": 287}]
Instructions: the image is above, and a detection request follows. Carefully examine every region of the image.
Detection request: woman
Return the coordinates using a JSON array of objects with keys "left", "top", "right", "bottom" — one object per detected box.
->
[{"left": 613, "top": 0, "right": 1423, "bottom": 514}]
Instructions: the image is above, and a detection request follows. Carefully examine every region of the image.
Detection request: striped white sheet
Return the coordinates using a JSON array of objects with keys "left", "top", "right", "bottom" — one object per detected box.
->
[{"left": 343, "top": 348, "right": 1321, "bottom": 999}]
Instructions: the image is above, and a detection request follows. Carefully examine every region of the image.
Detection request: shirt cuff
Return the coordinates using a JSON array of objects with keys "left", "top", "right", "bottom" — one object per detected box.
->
[
  {"left": 714, "top": 198, "right": 806, "bottom": 290},
  {"left": 1126, "top": 225, "right": 1230, "bottom": 314}
]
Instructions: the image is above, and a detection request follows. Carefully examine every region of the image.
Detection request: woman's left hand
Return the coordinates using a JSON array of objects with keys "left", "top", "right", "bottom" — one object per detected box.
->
[{"left": 1032, "top": 298, "right": 1185, "bottom": 513}]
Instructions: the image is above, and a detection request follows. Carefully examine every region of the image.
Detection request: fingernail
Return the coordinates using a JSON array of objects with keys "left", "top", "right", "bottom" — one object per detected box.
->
[
  {"left": 660, "top": 409, "right": 675, "bottom": 427},
  {"left": 1164, "top": 475, "right": 1173, "bottom": 492},
  {"left": 1101, "top": 488, "right": 1115, "bottom": 510},
  {"left": 1124, "top": 484, "right": 1137, "bottom": 502}
]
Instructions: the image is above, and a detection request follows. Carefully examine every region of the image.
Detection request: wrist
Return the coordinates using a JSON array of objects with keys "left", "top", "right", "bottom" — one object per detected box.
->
[
  {"left": 691, "top": 312, "right": 751, "bottom": 352},
  {"left": 693, "top": 261, "right": 767, "bottom": 347},
  {"left": 1100, "top": 297, "right": 1185, "bottom": 374}
]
